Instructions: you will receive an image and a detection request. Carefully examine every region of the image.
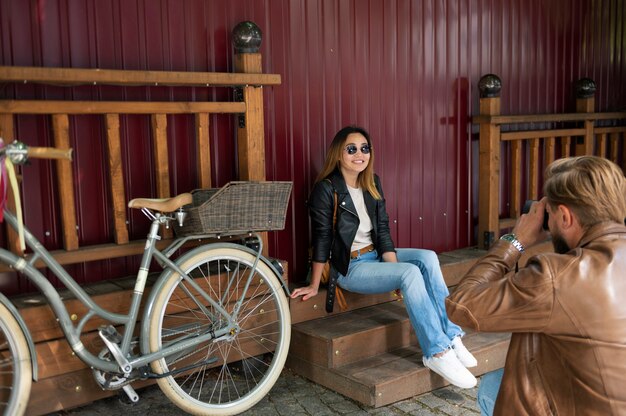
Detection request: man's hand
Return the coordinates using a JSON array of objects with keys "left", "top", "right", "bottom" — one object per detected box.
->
[{"left": 513, "top": 197, "right": 550, "bottom": 248}]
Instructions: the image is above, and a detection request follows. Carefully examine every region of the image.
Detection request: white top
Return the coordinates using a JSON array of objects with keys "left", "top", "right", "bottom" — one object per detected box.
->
[{"left": 347, "top": 185, "right": 373, "bottom": 250}]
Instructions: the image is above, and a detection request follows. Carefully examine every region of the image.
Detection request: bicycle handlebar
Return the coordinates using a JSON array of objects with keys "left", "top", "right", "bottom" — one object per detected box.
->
[
  {"left": 0, "top": 140, "right": 73, "bottom": 164},
  {"left": 26, "top": 146, "right": 73, "bottom": 161}
]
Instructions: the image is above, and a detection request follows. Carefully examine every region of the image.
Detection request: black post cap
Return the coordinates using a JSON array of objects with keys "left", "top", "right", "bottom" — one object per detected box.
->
[
  {"left": 478, "top": 74, "right": 502, "bottom": 98},
  {"left": 232, "top": 21, "right": 262, "bottom": 53}
]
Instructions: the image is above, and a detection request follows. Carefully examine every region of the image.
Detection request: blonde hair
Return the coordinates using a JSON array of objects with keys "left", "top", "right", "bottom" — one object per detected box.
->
[
  {"left": 316, "top": 126, "right": 381, "bottom": 199},
  {"left": 544, "top": 156, "right": 626, "bottom": 228}
]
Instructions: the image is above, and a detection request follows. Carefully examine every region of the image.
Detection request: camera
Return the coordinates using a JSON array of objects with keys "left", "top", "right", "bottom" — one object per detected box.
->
[{"left": 522, "top": 200, "right": 549, "bottom": 230}]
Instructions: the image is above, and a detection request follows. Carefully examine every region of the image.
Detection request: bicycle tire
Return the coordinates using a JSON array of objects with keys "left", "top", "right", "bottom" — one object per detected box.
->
[
  {"left": 0, "top": 302, "right": 32, "bottom": 416},
  {"left": 148, "top": 246, "right": 291, "bottom": 416}
]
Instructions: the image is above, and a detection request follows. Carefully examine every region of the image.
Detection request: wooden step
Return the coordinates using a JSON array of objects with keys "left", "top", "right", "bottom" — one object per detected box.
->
[
  {"left": 290, "top": 300, "right": 415, "bottom": 369},
  {"left": 287, "top": 325, "right": 510, "bottom": 407}
]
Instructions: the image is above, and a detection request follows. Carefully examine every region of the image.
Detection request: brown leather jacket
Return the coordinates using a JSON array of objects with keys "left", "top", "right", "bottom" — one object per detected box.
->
[{"left": 446, "top": 222, "right": 626, "bottom": 415}]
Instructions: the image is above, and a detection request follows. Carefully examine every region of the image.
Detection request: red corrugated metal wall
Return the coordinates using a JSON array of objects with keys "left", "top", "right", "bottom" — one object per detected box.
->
[{"left": 1, "top": 0, "right": 625, "bottom": 294}]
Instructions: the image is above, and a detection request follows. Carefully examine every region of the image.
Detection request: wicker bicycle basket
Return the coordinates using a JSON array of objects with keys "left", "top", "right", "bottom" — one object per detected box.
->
[{"left": 173, "top": 181, "right": 292, "bottom": 237}]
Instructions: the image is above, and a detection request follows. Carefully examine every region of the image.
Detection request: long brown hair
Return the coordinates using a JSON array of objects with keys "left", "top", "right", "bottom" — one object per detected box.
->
[{"left": 315, "top": 125, "right": 381, "bottom": 200}]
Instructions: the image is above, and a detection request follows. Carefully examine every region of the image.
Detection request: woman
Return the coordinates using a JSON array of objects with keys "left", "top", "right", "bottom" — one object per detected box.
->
[{"left": 291, "top": 125, "right": 477, "bottom": 389}]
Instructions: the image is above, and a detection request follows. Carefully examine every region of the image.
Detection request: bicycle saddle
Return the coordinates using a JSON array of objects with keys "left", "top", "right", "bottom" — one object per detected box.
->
[{"left": 128, "top": 193, "right": 193, "bottom": 212}]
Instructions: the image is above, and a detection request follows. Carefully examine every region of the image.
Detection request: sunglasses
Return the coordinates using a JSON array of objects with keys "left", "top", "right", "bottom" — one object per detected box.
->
[{"left": 345, "top": 144, "right": 371, "bottom": 155}]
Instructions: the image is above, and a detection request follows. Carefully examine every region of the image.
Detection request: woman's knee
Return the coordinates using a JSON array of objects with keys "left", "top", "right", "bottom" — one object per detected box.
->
[
  {"left": 399, "top": 263, "right": 427, "bottom": 290},
  {"left": 399, "top": 248, "right": 438, "bottom": 267}
]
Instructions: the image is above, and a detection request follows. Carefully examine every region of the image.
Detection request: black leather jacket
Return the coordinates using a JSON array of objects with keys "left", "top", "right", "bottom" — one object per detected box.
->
[{"left": 309, "top": 169, "right": 396, "bottom": 310}]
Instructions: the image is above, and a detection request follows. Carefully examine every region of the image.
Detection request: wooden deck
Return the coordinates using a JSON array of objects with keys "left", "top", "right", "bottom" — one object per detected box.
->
[{"left": 12, "top": 241, "right": 551, "bottom": 414}]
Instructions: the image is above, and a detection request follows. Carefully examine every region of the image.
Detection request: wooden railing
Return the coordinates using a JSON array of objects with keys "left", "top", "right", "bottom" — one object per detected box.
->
[
  {"left": 0, "top": 39, "right": 280, "bottom": 271},
  {"left": 474, "top": 75, "right": 626, "bottom": 249}
]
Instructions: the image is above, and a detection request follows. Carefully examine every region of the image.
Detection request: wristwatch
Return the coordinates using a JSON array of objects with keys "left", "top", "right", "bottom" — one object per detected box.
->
[{"left": 500, "top": 233, "right": 525, "bottom": 253}]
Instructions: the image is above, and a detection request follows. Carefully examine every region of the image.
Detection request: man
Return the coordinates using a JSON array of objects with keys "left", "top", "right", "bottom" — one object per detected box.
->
[{"left": 446, "top": 156, "right": 626, "bottom": 415}]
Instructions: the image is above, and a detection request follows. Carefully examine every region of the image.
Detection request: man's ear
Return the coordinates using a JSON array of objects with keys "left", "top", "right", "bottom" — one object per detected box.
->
[{"left": 557, "top": 204, "right": 576, "bottom": 229}]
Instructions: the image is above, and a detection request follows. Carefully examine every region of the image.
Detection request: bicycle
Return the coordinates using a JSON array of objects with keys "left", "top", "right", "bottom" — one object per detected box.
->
[{"left": 0, "top": 140, "right": 292, "bottom": 416}]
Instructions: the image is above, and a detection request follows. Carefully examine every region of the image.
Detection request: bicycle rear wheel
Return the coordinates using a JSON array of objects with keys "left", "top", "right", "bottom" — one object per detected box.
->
[
  {"left": 148, "top": 246, "right": 291, "bottom": 416},
  {"left": 0, "top": 302, "right": 32, "bottom": 416}
]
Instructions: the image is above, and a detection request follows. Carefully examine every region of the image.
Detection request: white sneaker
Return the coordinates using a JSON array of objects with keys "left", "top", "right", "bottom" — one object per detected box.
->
[
  {"left": 452, "top": 337, "right": 478, "bottom": 368},
  {"left": 422, "top": 349, "right": 477, "bottom": 389}
]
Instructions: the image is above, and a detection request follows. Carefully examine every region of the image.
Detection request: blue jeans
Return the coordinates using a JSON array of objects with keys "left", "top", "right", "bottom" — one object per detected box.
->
[
  {"left": 477, "top": 368, "right": 503, "bottom": 416},
  {"left": 337, "top": 248, "right": 464, "bottom": 357}
]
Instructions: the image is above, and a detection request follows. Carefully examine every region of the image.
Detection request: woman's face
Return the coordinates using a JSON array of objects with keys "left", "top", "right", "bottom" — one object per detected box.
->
[{"left": 339, "top": 132, "right": 371, "bottom": 177}]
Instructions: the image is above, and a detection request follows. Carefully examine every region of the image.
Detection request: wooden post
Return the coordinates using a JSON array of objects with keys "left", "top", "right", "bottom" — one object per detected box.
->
[
  {"left": 574, "top": 78, "right": 596, "bottom": 156},
  {"left": 477, "top": 74, "right": 502, "bottom": 249},
  {"left": 52, "top": 114, "right": 79, "bottom": 250},
  {"left": 105, "top": 114, "right": 129, "bottom": 244},
  {"left": 195, "top": 113, "right": 212, "bottom": 188},
  {"left": 233, "top": 21, "right": 266, "bottom": 182},
  {"left": 233, "top": 21, "right": 268, "bottom": 254},
  {"left": 151, "top": 113, "right": 173, "bottom": 239}
]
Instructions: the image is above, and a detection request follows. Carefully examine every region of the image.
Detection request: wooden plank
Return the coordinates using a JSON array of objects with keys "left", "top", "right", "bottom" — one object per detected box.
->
[
  {"left": 510, "top": 140, "right": 522, "bottom": 219},
  {"left": 498, "top": 217, "right": 517, "bottom": 230},
  {"left": 0, "top": 237, "right": 208, "bottom": 273},
  {"left": 0, "top": 100, "right": 246, "bottom": 115},
  {"left": 234, "top": 53, "right": 268, "bottom": 254},
  {"left": 52, "top": 114, "right": 79, "bottom": 250},
  {"left": 238, "top": 86, "right": 266, "bottom": 181},
  {"left": 501, "top": 128, "right": 584, "bottom": 141},
  {"left": 195, "top": 113, "right": 212, "bottom": 188},
  {"left": 477, "top": 97, "right": 501, "bottom": 249},
  {"left": 595, "top": 126, "right": 626, "bottom": 134},
  {"left": 16, "top": 263, "right": 275, "bottom": 343},
  {"left": 597, "top": 132, "right": 608, "bottom": 158},
  {"left": 561, "top": 136, "right": 572, "bottom": 157},
  {"left": 576, "top": 97, "right": 595, "bottom": 156},
  {"left": 288, "top": 289, "right": 397, "bottom": 325},
  {"left": 544, "top": 136, "right": 556, "bottom": 167},
  {"left": 610, "top": 132, "right": 620, "bottom": 164},
  {"left": 473, "top": 111, "right": 626, "bottom": 125},
  {"left": 0, "top": 113, "right": 21, "bottom": 255},
  {"left": 0, "top": 65, "right": 281, "bottom": 87},
  {"left": 577, "top": 120, "right": 594, "bottom": 156},
  {"left": 151, "top": 114, "right": 172, "bottom": 239},
  {"left": 105, "top": 114, "right": 129, "bottom": 244},
  {"left": 528, "top": 138, "right": 540, "bottom": 199},
  {"left": 235, "top": 54, "right": 266, "bottom": 182},
  {"left": 17, "top": 289, "right": 137, "bottom": 343},
  {"left": 151, "top": 114, "right": 169, "bottom": 198}
]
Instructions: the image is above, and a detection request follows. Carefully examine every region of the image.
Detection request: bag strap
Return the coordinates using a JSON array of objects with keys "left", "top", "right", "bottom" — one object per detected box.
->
[{"left": 325, "top": 180, "right": 348, "bottom": 312}]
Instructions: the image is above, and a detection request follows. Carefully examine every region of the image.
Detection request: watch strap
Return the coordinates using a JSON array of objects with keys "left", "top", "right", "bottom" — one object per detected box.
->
[{"left": 500, "top": 233, "right": 525, "bottom": 252}]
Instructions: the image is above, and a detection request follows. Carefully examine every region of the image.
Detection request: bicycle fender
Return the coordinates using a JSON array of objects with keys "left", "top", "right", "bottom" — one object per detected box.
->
[
  {"left": 139, "top": 242, "right": 291, "bottom": 355},
  {"left": 0, "top": 292, "right": 38, "bottom": 381}
]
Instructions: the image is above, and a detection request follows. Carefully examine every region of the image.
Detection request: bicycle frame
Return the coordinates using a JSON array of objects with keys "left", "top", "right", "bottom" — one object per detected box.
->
[{"left": 0, "top": 208, "right": 271, "bottom": 376}]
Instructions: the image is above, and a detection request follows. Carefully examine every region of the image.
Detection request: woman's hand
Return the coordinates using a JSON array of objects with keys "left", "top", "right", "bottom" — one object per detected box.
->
[
  {"left": 290, "top": 285, "right": 319, "bottom": 301},
  {"left": 291, "top": 261, "right": 324, "bottom": 301}
]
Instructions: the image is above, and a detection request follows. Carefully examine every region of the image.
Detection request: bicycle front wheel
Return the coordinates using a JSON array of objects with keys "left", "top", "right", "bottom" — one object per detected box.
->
[
  {"left": 148, "top": 246, "right": 291, "bottom": 416},
  {"left": 0, "top": 302, "right": 32, "bottom": 416}
]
